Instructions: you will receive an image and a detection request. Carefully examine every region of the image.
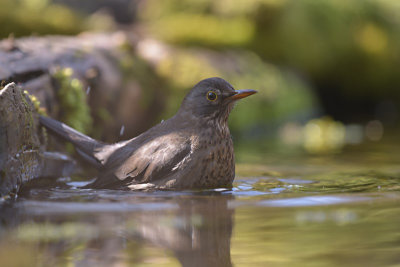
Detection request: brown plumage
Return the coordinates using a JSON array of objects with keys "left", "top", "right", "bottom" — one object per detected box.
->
[{"left": 40, "top": 77, "right": 257, "bottom": 190}]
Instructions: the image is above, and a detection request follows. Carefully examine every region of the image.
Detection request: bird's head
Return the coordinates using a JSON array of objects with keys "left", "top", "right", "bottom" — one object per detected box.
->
[{"left": 178, "top": 77, "right": 257, "bottom": 123}]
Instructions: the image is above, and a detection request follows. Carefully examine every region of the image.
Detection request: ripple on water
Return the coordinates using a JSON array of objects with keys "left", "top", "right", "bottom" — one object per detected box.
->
[
  {"left": 17, "top": 200, "right": 178, "bottom": 215},
  {"left": 232, "top": 173, "right": 400, "bottom": 207},
  {"left": 257, "top": 195, "right": 372, "bottom": 207},
  {"left": 16, "top": 169, "right": 400, "bottom": 215}
]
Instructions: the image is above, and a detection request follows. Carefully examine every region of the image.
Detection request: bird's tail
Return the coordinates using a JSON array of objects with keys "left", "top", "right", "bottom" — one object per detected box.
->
[{"left": 39, "top": 115, "right": 105, "bottom": 168}]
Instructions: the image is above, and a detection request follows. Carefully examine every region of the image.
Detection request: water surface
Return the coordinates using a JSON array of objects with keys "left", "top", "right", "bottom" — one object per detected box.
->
[{"left": 1, "top": 143, "right": 400, "bottom": 266}]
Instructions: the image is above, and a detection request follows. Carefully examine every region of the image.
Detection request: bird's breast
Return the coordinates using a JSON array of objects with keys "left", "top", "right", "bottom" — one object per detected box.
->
[{"left": 191, "top": 124, "right": 235, "bottom": 188}]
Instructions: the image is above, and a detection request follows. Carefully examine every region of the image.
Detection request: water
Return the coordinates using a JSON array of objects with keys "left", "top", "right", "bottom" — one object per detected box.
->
[{"left": 1, "top": 143, "right": 400, "bottom": 266}]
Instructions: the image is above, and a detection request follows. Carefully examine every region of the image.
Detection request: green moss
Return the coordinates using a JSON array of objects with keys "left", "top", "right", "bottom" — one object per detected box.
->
[
  {"left": 23, "top": 90, "right": 47, "bottom": 116},
  {"left": 53, "top": 68, "right": 92, "bottom": 134}
]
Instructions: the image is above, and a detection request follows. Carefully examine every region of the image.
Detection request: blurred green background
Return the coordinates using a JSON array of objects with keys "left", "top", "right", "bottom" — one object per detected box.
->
[{"left": 2, "top": 0, "right": 399, "bottom": 155}]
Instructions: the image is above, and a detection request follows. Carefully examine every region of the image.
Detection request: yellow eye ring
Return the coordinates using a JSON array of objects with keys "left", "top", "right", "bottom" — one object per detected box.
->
[{"left": 206, "top": 91, "right": 218, "bottom": 101}]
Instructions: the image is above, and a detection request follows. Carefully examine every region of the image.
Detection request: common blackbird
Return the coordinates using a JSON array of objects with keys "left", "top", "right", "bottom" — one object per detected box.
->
[{"left": 40, "top": 77, "right": 257, "bottom": 190}]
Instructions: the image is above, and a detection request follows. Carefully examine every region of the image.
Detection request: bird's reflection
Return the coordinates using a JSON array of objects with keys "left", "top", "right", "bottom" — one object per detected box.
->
[
  {"left": 0, "top": 192, "right": 234, "bottom": 267},
  {"left": 131, "top": 194, "right": 234, "bottom": 267}
]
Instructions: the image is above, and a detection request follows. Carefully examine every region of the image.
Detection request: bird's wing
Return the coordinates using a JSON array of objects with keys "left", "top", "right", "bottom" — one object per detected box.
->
[{"left": 89, "top": 133, "right": 193, "bottom": 188}]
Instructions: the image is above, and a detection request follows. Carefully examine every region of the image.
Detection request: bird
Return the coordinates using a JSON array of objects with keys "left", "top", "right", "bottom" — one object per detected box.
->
[{"left": 39, "top": 77, "right": 257, "bottom": 190}]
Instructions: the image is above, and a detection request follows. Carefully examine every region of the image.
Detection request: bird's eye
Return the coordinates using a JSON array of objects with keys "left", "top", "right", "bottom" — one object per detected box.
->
[{"left": 206, "top": 91, "right": 218, "bottom": 101}]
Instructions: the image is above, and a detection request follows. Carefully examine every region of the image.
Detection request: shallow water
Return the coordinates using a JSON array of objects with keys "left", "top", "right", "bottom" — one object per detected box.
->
[{"left": 1, "top": 143, "right": 400, "bottom": 266}]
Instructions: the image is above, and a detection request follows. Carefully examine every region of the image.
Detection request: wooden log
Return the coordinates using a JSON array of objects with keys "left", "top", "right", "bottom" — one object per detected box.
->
[
  {"left": 0, "top": 83, "right": 75, "bottom": 198},
  {"left": 0, "top": 32, "right": 165, "bottom": 142}
]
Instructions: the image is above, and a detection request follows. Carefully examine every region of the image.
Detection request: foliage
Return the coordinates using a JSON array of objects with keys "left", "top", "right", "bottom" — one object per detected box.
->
[
  {"left": 148, "top": 14, "right": 254, "bottom": 47},
  {"left": 3, "top": 0, "right": 400, "bottom": 147},
  {"left": 152, "top": 47, "right": 317, "bottom": 138},
  {"left": 141, "top": 0, "right": 400, "bottom": 102},
  {"left": 53, "top": 68, "right": 92, "bottom": 134},
  {"left": 0, "top": 0, "right": 86, "bottom": 38}
]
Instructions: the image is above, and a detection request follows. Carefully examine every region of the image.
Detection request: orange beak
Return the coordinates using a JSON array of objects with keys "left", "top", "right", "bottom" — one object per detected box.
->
[{"left": 229, "top": 89, "right": 258, "bottom": 100}]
